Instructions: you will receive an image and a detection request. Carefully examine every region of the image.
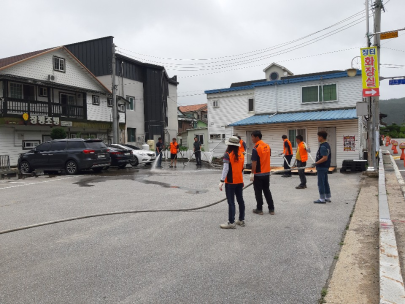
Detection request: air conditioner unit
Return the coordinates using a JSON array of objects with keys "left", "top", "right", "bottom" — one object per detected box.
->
[{"left": 48, "top": 75, "right": 55, "bottom": 81}]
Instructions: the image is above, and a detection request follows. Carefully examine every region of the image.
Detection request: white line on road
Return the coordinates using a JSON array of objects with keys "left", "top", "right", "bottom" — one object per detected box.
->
[{"left": 0, "top": 176, "right": 78, "bottom": 190}]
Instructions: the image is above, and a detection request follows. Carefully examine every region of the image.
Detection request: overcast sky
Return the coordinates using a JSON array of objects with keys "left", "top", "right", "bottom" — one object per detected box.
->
[{"left": 1, "top": 0, "right": 404, "bottom": 105}]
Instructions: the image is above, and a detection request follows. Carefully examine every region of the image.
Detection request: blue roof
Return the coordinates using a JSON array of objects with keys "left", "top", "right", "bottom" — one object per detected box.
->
[
  {"left": 205, "top": 70, "right": 362, "bottom": 94},
  {"left": 229, "top": 109, "right": 357, "bottom": 126}
]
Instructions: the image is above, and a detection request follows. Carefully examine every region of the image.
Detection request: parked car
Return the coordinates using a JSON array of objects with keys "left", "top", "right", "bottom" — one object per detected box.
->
[
  {"left": 110, "top": 144, "right": 156, "bottom": 166},
  {"left": 107, "top": 146, "right": 133, "bottom": 168},
  {"left": 18, "top": 139, "right": 111, "bottom": 175}
]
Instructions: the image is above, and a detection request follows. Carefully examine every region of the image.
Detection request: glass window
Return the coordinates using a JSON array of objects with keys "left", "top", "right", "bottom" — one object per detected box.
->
[
  {"left": 248, "top": 99, "right": 254, "bottom": 112},
  {"left": 39, "top": 87, "right": 48, "bottom": 97},
  {"left": 127, "top": 128, "right": 136, "bottom": 142},
  {"left": 288, "top": 130, "right": 296, "bottom": 147},
  {"left": 36, "top": 142, "right": 51, "bottom": 151},
  {"left": 196, "top": 134, "right": 204, "bottom": 145},
  {"left": 92, "top": 95, "right": 100, "bottom": 105},
  {"left": 126, "top": 96, "right": 134, "bottom": 111},
  {"left": 107, "top": 98, "right": 113, "bottom": 107},
  {"left": 51, "top": 141, "right": 67, "bottom": 151},
  {"left": 10, "top": 83, "right": 23, "bottom": 99},
  {"left": 54, "top": 57, "right": 65, "bottom": 72},
  {"left": 67, "top": 141, "right": 85, "bottom": 149},
  {"left": 322, "top": 84, "right": 337, "bottom": 101},
  {"left": 85, "top": 141, "right": 107, "bottom": 149},
  {"left": 302, "top": 86, "right": 319, "bottom": 103}
]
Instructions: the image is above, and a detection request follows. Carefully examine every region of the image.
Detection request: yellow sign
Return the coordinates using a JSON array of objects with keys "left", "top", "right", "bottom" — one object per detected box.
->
[
  {"left": 381, "top": 31, "right": 398, "bottom": 40},
  {"left": 22, "top": 113, "right": 29, "bottom": 121},
  {"left": 360, "top": 46, "right": 380, "bottom": 97}
]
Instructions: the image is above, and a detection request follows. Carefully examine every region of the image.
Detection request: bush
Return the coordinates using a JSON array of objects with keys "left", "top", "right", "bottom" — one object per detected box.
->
[{"left": 50, "top": 127, "right": 67, "bottom": 139}]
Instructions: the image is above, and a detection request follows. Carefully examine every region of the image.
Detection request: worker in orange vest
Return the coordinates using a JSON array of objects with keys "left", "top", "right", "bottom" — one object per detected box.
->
[
  {"left": 250, "top": 130, "right": 275, "bottom": 215},
  {"left": 281, "top": 135, "right": 293, "bottom": 177},
  {"left": 235, "top": 135, "right": 247, "bottom": 154},
  {"left": 169, "top": 138, "right": 179, "bottom": 168},
  {"left": 295, "top": 135, "right": 308, "bottom": 189},
  {"left": 219, "top": 136, "right": 246, "bottom": 229}
]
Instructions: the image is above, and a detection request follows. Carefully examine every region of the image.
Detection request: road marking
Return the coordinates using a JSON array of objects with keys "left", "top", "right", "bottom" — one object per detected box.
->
[
  {"left": 0, "top": 176, "right": 78, "bottom": 190},
  {"left": 393, "top": 156, "right": 401, "bottom": 160}
]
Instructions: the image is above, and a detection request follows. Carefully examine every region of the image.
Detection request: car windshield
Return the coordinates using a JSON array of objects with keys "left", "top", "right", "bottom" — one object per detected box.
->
[{"left": 85, "top": 141, "right": 107, "bottom": 149}]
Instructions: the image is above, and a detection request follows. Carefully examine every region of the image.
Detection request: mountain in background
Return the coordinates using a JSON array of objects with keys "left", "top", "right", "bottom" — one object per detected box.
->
[{"left": 380, "top": 97, "right": 405, "bottom": 125}]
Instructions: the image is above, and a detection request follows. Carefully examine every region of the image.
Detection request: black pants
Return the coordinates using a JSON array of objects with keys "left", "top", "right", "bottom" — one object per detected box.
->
[
  {"left": 297, "top": 160, "right": 307, "bottom": 186},
  {"left": 253, "top": 175, "right": 274, "bottom": 211},
  {"left": 195, "top": 151, "right": 201, "bottom": 165},
  {"left": 225, "top": 183, "right": 245, "bottom": 223},
  {"left": 284, "top": 155, "right": 293, "bottom": 176}
]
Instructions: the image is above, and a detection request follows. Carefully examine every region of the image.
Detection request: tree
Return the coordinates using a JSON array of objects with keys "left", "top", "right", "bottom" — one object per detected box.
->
[{"left": 50, "top": 127, "right": 67, "bottom": 139}]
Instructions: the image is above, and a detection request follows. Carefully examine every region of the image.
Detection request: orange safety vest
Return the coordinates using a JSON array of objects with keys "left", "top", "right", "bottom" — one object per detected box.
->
[
  {"left": 283, "top": 139, "right": 293, "bottom": 156},
  {"left": 225, "top": 151, "right": 244, "bottom": 184},
  {"left": 239, "top": 139, "right": 245, "bottom": 153},
  {"left": 253, "top": 140, "right": 271, "bottom": 174},
  {"left": 297, "top": 141, "right": 308, "bottom": 162},
  {"left": 170, "top": 142, "right": 179, "bottom": 154}
]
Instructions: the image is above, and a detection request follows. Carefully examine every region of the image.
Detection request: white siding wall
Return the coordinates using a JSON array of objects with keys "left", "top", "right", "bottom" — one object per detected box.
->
[
  {"left": 167, "top": 84, "right": 178, "bottom": 142},
  {"left": 86, "top": 94, "right": 125, "bottom": 123},
  {"left": 0, "top": 49, "right": 105, "bottom": 92},
  {"left": 254, "top": 76, "right": 362, "bottom": 113},
  {"left": 233, "top": 119, "right": 360, "bottom": 168},
  {"left": 207, "top": 90, "right": 254, "bottom": 155}
]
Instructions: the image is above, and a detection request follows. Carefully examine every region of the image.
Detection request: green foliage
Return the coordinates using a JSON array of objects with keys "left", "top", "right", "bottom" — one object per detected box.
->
[
  {"left": 50, "top": 127, "right": 67, "bottom": 139},
  {"left": 380, "top": 123, "right": 405, "bottom": 138},
  {"left": 179, "top": 146, "right": 188, "bottom": 151}
]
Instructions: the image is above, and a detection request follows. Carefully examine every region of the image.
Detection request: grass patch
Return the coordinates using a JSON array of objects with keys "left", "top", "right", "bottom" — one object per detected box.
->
[
  {"left": 334, "top": 255, "right": 339, "bottom": 260},
  {"left": 339, "top": 241, "right": 344, "bottom": 246}
]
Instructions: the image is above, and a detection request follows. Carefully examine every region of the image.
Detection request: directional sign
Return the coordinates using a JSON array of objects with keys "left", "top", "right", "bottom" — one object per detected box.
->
[
  {"left": 381, "top": 31, "right": 398, "bottom": 40},
  {"left": 389, "top": 79, "right": 405, "bottom": 85},
  {"left": 361, "top": 47, "right": 380, "bottom": 97}
]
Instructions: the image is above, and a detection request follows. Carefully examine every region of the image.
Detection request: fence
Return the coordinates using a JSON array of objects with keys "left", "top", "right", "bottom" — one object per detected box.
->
[
  {"left": 160, "top": 150, "right": 214, "bottom": 163},
  {"left": 0, "top": 155, "right": 10, "bottom": 171}
]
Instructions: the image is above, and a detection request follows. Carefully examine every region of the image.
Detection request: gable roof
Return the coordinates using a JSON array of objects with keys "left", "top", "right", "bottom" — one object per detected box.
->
[
  {"left": 0, "top": 47, "right": 111, "bottom": 93},
  {"left": 263, "top": 62, "right": 294, "bottom": 75},
  {"left": 179, "top": 103, "right": 207, "bottom": 113}
]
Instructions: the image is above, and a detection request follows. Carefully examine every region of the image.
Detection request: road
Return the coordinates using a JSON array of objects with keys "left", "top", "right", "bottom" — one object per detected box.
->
[{"left": 0, "top": 164, "right": 360, "bottom": 304}]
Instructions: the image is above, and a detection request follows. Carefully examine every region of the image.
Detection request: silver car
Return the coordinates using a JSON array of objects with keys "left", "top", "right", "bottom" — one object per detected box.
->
[{"left": 110, "top": 144, "right": 156, "bottom": 166}]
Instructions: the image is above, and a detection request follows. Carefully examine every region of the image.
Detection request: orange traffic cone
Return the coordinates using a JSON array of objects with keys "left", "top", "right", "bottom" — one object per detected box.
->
[
  {"left": 393, "top": 141, "right": 399, "bottom": 154},
  {"left": 400, "top": 142, "right": 405, "bottom": 160}
]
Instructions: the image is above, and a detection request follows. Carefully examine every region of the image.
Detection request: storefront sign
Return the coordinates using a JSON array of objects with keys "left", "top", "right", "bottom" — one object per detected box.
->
[
  {"left": 61, "top": 121, "right": 73, "bottom": 127},
  {"left": 30, "top": 115, "right": 60, "bottom": 126},
  {"left": 360, "top": 47, "right": 380, "bottom": 97},
  {"left": 344, "top": 136, "right": 355, "bottom": 151}
]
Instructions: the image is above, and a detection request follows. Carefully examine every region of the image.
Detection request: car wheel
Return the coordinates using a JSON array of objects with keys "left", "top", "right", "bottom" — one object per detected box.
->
[
  {"left": 65, "top": 160, "right": 79, "bottom": 175},
  {"left": 20, "top": 161, "right": 32, "bottom": 173},
  {"left": 130, "top": 157, "right": 139, "bottom": 167},
  {"left": 118, "top": 164, "right": 127, "bottom": 169},
  {"left": 93, "top": 168, "right": 103, "bottom": 173}
]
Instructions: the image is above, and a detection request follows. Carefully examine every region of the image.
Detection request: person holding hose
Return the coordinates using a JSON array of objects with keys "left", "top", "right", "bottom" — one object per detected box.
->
[
  {"left": 193, "top": 137, "right": 202, "bottom": 167},
  {"left": 218, "top": 136, "right": 246, "bottom": 229},
  {"left": 169, "top": 138, "right": 179, "bottom": 168},
  {"left": 280, "top": 135, "right": 293, "bottom": 177},
  {"left": 235, "top": 135, "right": 247, "bottom": 154},
  {"left": 312, "top": 130, "right": 332, "bottom": 204},
  {"left": 155, "top": 137, "right": 164, "bottom": 169},
  {"left": 250, "top": 130, "right": 275, "bottom": 215},
  {"left": 295, "top": 135, "right": 308, "bottom": 189}
]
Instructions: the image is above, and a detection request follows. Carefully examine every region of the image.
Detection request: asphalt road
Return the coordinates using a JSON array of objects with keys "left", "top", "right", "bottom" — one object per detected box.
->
[
  {"left": 383, "top": 138, "right": 405, "bottom": 179},
  {"left": 0, "top": 163, "right": 361, "bottom": 304}
]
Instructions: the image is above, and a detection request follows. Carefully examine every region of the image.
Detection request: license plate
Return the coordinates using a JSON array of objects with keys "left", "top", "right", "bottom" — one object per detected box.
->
[
  {"left": 124, "top": 153, "right": 130, "bottom": 156},
  {"left": 98, "top": 154, "right": 106, "bottom": 159}
]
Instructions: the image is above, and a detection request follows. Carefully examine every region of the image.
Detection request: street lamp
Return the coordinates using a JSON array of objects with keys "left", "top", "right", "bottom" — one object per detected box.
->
[{"left": 346, "top": 56, "right": 361, "bottom": 77}]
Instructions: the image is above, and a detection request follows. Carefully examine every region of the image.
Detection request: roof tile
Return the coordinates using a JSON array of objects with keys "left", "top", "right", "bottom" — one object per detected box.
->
[{"left": 0, "top": 48, "right": 52, "bottom": 69}]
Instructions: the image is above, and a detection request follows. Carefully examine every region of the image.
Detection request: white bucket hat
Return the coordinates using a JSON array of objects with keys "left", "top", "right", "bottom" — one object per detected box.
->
[{"left": 226, "top": 136, "right": 241, "bottom": 147}]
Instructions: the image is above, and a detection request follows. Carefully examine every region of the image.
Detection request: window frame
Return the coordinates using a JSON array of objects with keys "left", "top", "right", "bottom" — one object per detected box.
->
[
  {"left": 22, "top": 140, "right": 40, "bottom": 150},
  {"left": 92, "top": 95, "right": 100, "bottom": 106},
  {"left": 38, "top": 87, "right": 48, "bottom": 97},
  {"left": 126, "top": 96, "right": 135, "bottom": 111},
  {"left": 53, "top": 56, "right": 66, "bottom": 73},
  {"left": 248, "top": 98, "right": 254, "bottom": 112},
  {"left": 9, "top": 82, "right": 23, "bottom": 99},
  {"left": 107, "top": 98, "right": 113, "bottom": 107},
  {"left": 127, "top": 128, "right": 136, "bottom": 142},
  {"left": 213, "top": 100, "right": 219, "bottom": 108},
  {"left": 196, "top": 134, "right": 204, "bottom": 145},
  {"left": 301, "top": 83, "right": 338, "bottom": 104}
]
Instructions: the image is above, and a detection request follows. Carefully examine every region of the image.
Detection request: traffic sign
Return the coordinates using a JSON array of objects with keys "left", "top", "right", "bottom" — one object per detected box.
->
[
  {"left": 389, "top": 79, "right": 405, "bottom": 85},
  {"left": 381, "top": 31, "right": 398, "bottom": 40},
  {"left": 360, "top": 47, "right": 380, "bottom": 97},
  {"left": 363, "top": 88, "right": 380, "bottom": 97}
]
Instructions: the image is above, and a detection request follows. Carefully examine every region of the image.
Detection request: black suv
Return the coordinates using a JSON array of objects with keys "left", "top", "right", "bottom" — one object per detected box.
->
[{"left": 18, "top": 139, "right": 111, "bottom": 175}]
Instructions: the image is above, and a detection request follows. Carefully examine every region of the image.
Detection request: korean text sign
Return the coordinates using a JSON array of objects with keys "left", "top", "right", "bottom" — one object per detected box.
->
[{"left": 360, "top": 47, "right": 380, "bottom": 97}]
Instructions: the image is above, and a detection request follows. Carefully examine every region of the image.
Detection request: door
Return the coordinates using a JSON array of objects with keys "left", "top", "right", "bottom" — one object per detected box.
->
[
  {"left": 318, "top": 127, "right": 337, "bottom": 167},
  {"left": 30, "top": 142, "right": 51, "bottom": 169},
  {"left": 48, "top": 141, "right": 68, "bottom": 169},
  {"left": 246, "top": 131, "right": 253, "bottom": 164}
]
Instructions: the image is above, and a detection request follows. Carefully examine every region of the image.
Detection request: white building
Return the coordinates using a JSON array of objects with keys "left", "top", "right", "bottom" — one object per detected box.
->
[
  {"left": 205, "top": 63, "right": 364, "bottom": 167},
  {"left": 0, "top": 46, "right": 125, "bottom": 166}
]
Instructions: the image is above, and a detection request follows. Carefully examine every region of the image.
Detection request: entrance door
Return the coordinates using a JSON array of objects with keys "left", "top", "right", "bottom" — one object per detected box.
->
[
  {"left": 246, "top": 131, "right": 253, "bottom": 164},
  {"left": 318, "top": 127, "right": 337, "bottom": 167}
]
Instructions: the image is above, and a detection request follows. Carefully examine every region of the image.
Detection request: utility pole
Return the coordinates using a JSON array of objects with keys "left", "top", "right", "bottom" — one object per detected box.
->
[
  {"left": 373, "top": 0, "right": 383, "bottom": 169},
  {"left": 112, "top": 44, "right": 118, "bottom": 144}
]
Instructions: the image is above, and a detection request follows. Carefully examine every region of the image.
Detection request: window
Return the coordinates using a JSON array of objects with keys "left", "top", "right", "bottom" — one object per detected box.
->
[
  {"left": 39, "top": 87, "right": 48, "bottom": 97},
  {"left": 196, "top": 134, "right": 204, "bottom": 145},
  {"left": 288, "top": 128, "right": 306, "bottom": 148},
  {"left": 270, "top": 72, "right": 279, "bottom": 81},
  {"left": 22, "top": 140, "right": 40, "bottom": 150},
  {"left": 67, "top": 141, "right": 85, "bottom": 149},
  {"left": 36, "top": 142, "right": 51, "bottom": 152},
  {"left": 118, "top": 104, "right": 125, "bottom": 112},
  {"left": 107, "top": 98, "right": 113, "bottom": 107},
  {"left": 126, "top": 96, "right": 134, "bottom": 111},
  {"left": 53, "top": 56, "right": 65, "bottom": 72},
  {"left": 213, "top": 100, "right": 219, "bottom": 108},
  {"left": 248, "top": 98, "right": 254, "bottom": 112},
  {"left": 127, "top": 128, "right": 136, "bottom": 142},
  {"left": 23, "top": 85, "right": 35, "bottom": 100},
  {"left": 210, "top": 134, "right": 224, "bottom": 140},
  {"left": 302, "top": 84, "right": 337, "bottom": 103},
  {"left": 92, "top": 95, "right": 100, "bottom": 105},
  {"left": 10, "top": 83, "right": 23, "bottom": 99},
  {"left": 51, "top": 141, "right": 67, "bottom": 151}
]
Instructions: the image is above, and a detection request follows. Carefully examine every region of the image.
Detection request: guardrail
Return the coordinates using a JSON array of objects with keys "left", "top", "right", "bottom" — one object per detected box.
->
[{"left": 0, "top": 155, "right": 10, "bottom": 171}]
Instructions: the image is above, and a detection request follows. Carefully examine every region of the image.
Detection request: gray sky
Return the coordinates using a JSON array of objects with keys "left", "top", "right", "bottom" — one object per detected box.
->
[{"left": 1, "top": 0, "right": 404, "bottom": 105}]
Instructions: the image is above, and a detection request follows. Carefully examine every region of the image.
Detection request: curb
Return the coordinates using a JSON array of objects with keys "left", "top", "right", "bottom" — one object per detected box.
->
[
  {"left": 390, "top": 154, "right": 405, "bottom": 199},
  {"left": 379, "top": 150, "right": 405, "bottom": 303}
]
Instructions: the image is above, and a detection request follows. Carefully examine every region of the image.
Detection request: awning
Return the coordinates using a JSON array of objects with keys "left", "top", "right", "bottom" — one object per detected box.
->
[{"left": 229, "top": 109, "right": 357, "bottom": 127}]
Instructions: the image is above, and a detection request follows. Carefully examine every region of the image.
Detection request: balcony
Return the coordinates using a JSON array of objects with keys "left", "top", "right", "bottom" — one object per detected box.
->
[{"left": 0, "top": 98, "right": 85, "bottom": 120}]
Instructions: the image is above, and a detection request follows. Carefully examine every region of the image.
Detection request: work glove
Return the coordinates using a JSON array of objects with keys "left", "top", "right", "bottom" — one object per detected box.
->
[
  {"left": 243, "top": 152, "right": 247, "bottom": 155},
  {"left": 219, "top": 182, "right": 224, "bottom": 191},
  {"left": 311, "top": 163, "right": 317, "bottom": 167},
  {"left": 250, "top": 173, "right": 255, "bottom": 182}
]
